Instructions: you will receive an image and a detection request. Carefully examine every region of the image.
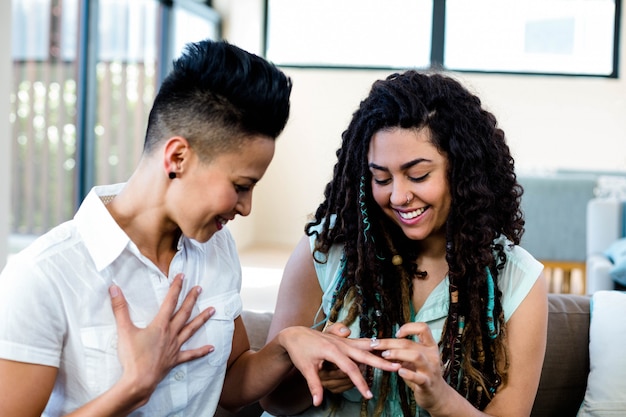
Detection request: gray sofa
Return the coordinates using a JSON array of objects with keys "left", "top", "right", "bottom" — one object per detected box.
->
[{"left": 217, "top": 293, "right": 591, "bottom": 417}]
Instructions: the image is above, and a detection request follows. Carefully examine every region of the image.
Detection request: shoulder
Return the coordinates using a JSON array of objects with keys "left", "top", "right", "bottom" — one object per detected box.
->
[{"left": 494, "top": 236, "right": 544, "bottom": 321}]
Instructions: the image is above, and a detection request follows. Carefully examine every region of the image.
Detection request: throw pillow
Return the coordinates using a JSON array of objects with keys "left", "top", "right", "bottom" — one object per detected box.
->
[
  {"left": 604, "top": 238, "right": 626, "bottom": 286},
  {"left": 577, "top": 290, "right": 626, "bottom": 416}
]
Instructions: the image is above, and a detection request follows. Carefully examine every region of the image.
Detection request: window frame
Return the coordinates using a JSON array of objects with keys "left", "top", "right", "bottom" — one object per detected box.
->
[{"left": 263, "top": 0, "right": 622, "bottom": 78}]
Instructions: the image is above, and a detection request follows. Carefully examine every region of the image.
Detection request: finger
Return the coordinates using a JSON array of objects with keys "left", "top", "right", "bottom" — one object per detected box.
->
[
  {"left": 170, "top": 285, "right": 204, "bottom": 331},
  {"left": 177, "top": 306, "right": 215, "bottom": 344},
  {"left": 398, "top": 367, "right": 428, "bottom": 387},
  {"left": 154, "top": 274, "right": 185, "bottom": 323},
  {"left": 379, "top": 346, "right": 428, "bottom": 365},
  {"left": 298, "top": 365, "right": 326, "bottom": 407},
  {"left": 109, "top": 285, "right": 132, "bottom": 333},
  {"left": 322, "top": 352, "right": 375, "bottom": 400},
  {"left": 176, "top": 344, "right": 215, "bottom": 365},
  {"left": 339, "top": 340, "right": 402, "bottom": 372},
  {"left": 324, "top": 323, "right": 351, "bottom": 338},
  {"left": 395, "top": 322, "right": 436, "bottom": 346}
]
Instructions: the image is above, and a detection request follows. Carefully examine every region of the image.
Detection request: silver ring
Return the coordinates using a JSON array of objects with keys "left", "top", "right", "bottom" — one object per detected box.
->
[
  {"left": 406, "top": 194, "right": 411, "bottom": 205},
  {"left": 370, "top": 336, "right": 379, "bottom": 347}
]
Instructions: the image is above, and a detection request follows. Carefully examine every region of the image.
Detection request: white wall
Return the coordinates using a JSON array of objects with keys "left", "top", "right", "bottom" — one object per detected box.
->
[
  {"left": 0, "top": 1, "right": 11, "bottom": 268},
  {"left": 215, "top": 1, "right": 626, "bottom": 253}
]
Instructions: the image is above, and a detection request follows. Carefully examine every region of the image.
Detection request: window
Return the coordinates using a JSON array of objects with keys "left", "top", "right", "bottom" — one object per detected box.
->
[
  {"left": 10, "top": 0, "right": 221, "bottom": 240},
  {"left": 266, "top": 0, "right": 433, "bottom": 69},
  {"left": 445, "top": 0, "right": 618, "bottom": 76},
  {"left": 265, "top": 0, "right": 621, "bottom": 77}
]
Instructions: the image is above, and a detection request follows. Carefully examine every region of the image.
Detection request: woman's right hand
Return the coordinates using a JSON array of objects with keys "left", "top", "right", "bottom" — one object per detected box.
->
[{"left": 109, "top": 273, "right": 216, "bottom": 405}]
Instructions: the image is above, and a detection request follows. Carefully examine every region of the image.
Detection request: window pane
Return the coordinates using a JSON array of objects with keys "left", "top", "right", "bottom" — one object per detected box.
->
[
  {"left": 266, "top": 0, "right": 433, "bottom": 68},
  {"left": 445, "top": 0, "right": 616, "bottom": 76},
  {"left": 94, "top": 0, "right": 160, "bottom": 186},
  {"left": 11, "top": 0, "right": 79, "bottom": 236},
  {"left": 172, "top": 0, "right": 221, "bottom": 59}
]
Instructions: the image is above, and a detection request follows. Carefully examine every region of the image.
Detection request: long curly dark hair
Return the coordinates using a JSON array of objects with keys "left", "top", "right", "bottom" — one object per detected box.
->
[{"left": 306, "top": 71, "right": 525, "bottom": 415}]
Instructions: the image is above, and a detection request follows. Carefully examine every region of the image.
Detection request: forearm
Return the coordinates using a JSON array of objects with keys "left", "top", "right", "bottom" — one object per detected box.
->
[
  {"left": 423, "top": 383, "right": 492, "bottom": 417},
  {"left": 64, "top": 377, "right": 152, "bottom": 417},
  {"left": 220, "top": 336, "right": 294, "bottom": 411}
]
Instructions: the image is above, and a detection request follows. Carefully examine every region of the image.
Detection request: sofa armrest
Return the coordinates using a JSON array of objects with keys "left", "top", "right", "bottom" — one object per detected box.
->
[
  {"left": 586, "top": 254, "right": 614, "bottom": 294},
  {"left": 586, "top": 198, "right": 624, "bottom": 256}
]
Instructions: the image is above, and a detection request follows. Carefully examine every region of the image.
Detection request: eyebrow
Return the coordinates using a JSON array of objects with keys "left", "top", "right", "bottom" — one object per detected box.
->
[{"left": 368, "top": 158, "right": 432, "bottom": 172}]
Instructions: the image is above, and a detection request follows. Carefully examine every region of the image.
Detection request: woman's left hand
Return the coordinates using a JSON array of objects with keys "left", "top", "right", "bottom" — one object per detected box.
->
[{"left": 371, "top": 322, "right": 451, "bottom": 411}]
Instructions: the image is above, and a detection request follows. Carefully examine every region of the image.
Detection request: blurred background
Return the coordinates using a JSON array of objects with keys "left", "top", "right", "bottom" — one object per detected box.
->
[{"left": 1, "top": 0, "right": 624, "bottom": 308}]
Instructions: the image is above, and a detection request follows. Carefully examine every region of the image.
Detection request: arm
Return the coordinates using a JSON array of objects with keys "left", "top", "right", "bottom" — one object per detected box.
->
[
  {"left": 222, "top": 236, "right": 400, "bottom": 414},
  {"left": 0, "top": 275, "right": 214, "bottom": 417},
  {"left": 258, "top": 235, "right": 327, "bottom": 414},
  {"left": 372, "top": 274, "right": 548, "bottom": 417}
]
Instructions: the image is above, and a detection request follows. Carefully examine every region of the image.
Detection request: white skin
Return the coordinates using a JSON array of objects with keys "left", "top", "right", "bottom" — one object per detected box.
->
[
  {"left": 261, "top": 127, "right": 548, "bottom": 417},
  {"left": 0, "top": 135, "right": 400, "bottom": 417}
]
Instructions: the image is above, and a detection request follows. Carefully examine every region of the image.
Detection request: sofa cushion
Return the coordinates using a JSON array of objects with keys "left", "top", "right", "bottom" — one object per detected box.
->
[
  {"left": 578, "top": 290, "right": 626, "bottom": 417},
  {"left": 531, "top": 294, "right": 590, "bottom": 417}
]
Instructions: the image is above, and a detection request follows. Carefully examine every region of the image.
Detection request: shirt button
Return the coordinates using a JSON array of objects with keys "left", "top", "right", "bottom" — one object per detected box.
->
[{"left": 174, "top": 371, "right": 185, "bottom": 381}]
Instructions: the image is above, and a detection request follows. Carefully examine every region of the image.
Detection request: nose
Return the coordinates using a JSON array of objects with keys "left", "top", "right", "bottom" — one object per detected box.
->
[
  {"left": 236, "top": 193, "right": 253, "bottom": 217},
  {"left": 390, "top": 181, "right": 412, "bottom": 206}
]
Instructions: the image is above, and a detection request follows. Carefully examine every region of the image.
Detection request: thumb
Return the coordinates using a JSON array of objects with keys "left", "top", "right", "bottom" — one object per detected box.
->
[
  {"left": 324, "top": 322, "right": 351, "bottom": 338},
  {"left": 109, "top": 284, "right": 131, "bottom": 331}
]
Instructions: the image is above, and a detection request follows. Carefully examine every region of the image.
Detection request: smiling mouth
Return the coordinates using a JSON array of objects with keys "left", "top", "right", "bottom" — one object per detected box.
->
[
  {"left": 398, "top": 207, "right": 427, "bottom": 220},
  {"left": 216, "top": 217, "right": 228, "bottom": 230}
]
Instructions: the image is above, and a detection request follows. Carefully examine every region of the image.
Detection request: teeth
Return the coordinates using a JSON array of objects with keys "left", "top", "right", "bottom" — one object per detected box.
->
[{"left": 399, "top": 207, "right": 426, "bottom": 219}]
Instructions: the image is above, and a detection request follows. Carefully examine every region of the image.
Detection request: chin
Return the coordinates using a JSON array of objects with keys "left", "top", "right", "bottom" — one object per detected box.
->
[{"left": 192, "top": 230, "right": 216, "bottom": 243}]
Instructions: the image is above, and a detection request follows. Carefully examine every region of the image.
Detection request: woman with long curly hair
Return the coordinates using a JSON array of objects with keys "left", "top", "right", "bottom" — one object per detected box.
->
[{"left": 260, "top": 71, "right": 548, "bottom": 417}]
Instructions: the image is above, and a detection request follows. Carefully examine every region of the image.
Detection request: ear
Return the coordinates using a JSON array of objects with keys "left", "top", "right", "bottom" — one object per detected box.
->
[{"left": 163, "top": 136, "right": 191, "bottom": 177}]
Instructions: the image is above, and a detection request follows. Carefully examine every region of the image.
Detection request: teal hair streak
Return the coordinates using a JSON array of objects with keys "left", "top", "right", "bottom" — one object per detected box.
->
[
  {"left": 359, "top": 176, "right": 371, "bottom": 241},
  {"left": 486, "top": 267, "right": 497, "bottom": 339},
  {"left": 359, "top": 175, "right": 385, "bottom": 260}
]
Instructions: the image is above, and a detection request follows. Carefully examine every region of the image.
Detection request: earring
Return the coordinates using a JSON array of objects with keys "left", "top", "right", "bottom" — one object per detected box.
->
[
  {"left": 168, "top": 172, "right": 176, "bottom": 179},
  {"left": 406, "top": 193, "right": 412, "bottom": 205}
]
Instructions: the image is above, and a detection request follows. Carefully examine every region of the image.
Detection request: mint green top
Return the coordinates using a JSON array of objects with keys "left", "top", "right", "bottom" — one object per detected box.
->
[{"left": 309, "top": 232, "right": 543, "bottom": 416}]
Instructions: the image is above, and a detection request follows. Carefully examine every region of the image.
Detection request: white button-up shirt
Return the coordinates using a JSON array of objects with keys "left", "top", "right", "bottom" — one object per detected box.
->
[{"left": 0, "top": 183, "right": 243, "bottom": 416}]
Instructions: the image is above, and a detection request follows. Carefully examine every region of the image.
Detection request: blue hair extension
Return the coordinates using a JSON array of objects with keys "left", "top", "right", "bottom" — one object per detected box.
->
[
  {"left": 359, "top": 176, "right": 371, "bottom": 240},
  {"left": 486, "top": 267, "right": 497, "bottom": 339}
]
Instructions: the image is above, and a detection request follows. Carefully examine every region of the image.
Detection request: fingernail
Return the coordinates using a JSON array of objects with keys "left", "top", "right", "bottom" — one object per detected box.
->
[
  {"left": 196, "top": 286, "right": 202, "bottom": 294},
  {"left": 365, "top": 390, "right": 373, "bottom": 399},
  {"left": 398, "top": 368, "right": 407, "bottom": 377},
  {"left": 339, "top": 327, "right": 349, "bottom": 334},
  {"left": 395, "top": 329, "right": 401, "bottom": 337},
  {"left": 381, "top": 350, "right": 390, "bottom": 358},
  {"left": 312, "top": 394, "right": 319, "bottom": 405},
  {"left": 109, "top": 285, "right": 119, "bottom": 297}
]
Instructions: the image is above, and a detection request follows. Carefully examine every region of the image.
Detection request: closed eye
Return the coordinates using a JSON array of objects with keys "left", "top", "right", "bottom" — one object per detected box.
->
[
  {"left": 373, "top": 177, "right": 392, "bottom": 185},
  {"left": 235, "top": 184, "right": 252, "bottom": 193},
  {"left": 409, "top": 173, "right": 429, "bottom": 182}
]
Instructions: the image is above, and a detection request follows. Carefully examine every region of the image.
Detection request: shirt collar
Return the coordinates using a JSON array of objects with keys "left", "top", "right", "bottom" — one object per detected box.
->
[{"left": 74, "top": 183, "right": 130, "bottom": 272}]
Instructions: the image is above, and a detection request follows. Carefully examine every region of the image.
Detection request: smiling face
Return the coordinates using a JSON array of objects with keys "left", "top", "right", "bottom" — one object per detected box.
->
[
  {"left": 170, "top": 136, "right": 275, "bottom": 243},
  {"left": 367, "top": 127, "right": 451, "bottom": 242}
]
